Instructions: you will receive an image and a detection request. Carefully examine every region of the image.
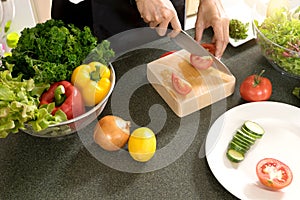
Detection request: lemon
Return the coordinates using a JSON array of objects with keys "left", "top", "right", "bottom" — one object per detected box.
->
[
  {"left": 128, "top": 127, "right": 156, "bottom": 162},
  {"left": 6, "top": 32, "right": 20, "bottom": 48}
]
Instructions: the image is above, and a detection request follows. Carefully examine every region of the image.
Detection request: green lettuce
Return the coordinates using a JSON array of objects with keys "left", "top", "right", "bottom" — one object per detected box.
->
[{"left": 0, "top": 70, "right": 67, "bottom": 138}]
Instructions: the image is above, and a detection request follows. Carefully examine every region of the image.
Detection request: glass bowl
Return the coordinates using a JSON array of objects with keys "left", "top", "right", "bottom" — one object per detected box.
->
[
  {"left": 252, "top": 0, "right": 300, "bottom": 79},
  {"left": 22, "top": 63, "right": 116, "bottom": 138}
]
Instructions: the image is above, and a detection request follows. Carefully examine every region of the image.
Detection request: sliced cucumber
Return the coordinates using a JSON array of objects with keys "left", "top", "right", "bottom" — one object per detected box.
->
[
  {"left": 228, "top": 141, "right": 248, "bottom": 154},
  {"left": 234, "top": 133, "right": 255, "bottom": 146},
  {"left": 226, "top": 120, "right": 265, "bottom": 163},
  {"left": 242, "top": 120, "right": 265, "bottom": 137},
  {"left": 241, "top": 126, "right": 262, "bottom": 139},
  {"left": 226, "top": 149, "right": 244, "bottom": 163},
  {"left": 236, "top": 129, "right": 256, "bottom": 142},
  {"left": 232, "top": 135, "right": 252, "bottom": 148},
  {"left": 231, "top": 137, "right": 251, "bottom": 150}
]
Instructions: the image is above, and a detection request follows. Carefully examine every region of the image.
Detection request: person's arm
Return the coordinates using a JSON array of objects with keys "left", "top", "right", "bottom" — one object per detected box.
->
[
  {"left": 195, "top": 0, "right": 229, "bottom": 58},
  {"left": 135, "top": 0, "right": 182, "bottom": 36}
]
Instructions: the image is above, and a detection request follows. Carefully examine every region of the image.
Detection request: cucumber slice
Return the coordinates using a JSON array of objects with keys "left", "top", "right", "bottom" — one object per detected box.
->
[
  {"left": 236, "top": 129, "right": 256, "bottom": 142},
  {"left": 232, "top": 135, "right": 253, "bottom": 148},
  {"left": 226, "top": 149, "right": 244, "bottom": 163},
  {"left": 231, "top": 137, "right": 251, "bottom": 150},
  {"left": 228, "top": 141, "right": 248, "bottom": 154},
  {"left": 234, "top": 133, "right": 255, "bottom": 146},
  {"left": 241, "top": 126, "right": 262, "bottom": 139},
  {"left": 242, "top": 120, "right": 265, "bottom": 137}
]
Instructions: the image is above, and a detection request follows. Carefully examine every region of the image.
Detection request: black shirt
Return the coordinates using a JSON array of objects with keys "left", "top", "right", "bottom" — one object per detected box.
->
[{"left": 51, "top": 0, "right": 185, "bottom": 41}]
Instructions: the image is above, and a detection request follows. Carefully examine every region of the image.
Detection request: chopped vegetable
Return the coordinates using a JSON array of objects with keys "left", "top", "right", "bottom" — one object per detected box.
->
[
  {"left": 254, "top": 7, "right": 300, "bottom": 76},
  {"left": 226, "top": 120, "right": 265, "bottom": 163},
  {"left": 40, "top": 81, "right": 85, "bottom": 120},
  {"left": 229, "top": 19, "right": 249, "bottom": 41},
  {"left": 292, "top": 87, "right": 300, "bottom": 99},
  {"left": 1, "top": 19, "right": 98, "bottom": 84},
  {"left": 256, "top": 158, "right": 293, "bottom": 190},
  {"left": 71, "top": 61, "right": 111, "bottom": 106},
  {"left": 171, "top": 72, "right": 192, "bottom": 95}
]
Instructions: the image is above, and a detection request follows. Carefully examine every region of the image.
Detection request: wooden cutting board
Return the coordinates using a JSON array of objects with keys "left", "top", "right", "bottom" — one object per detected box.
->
[{"left": 147, "top": 49, "right": 236, "bottom": 117}]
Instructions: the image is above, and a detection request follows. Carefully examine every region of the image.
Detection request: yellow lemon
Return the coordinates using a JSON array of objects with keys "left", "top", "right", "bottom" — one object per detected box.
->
[
  {"left": 128, "top": 127, "right": 156, "bottom": 162},
  {"left": 6, "top": 32, "right": 20, "bottom": 48}
]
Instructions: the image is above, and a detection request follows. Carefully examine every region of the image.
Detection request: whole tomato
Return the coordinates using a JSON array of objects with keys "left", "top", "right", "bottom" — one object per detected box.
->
[{"left": 239, "top": 70, "right": 272, "bottom": 102}]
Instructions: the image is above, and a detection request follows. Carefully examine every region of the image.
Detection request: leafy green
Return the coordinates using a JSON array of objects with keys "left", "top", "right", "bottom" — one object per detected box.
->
[
  {"left": 229, "top": 19, "right": 249, "bottom": 41},
  {"left": 0, "top": 70, "right": 67, "bottom": 138},
  {"left": 255, "top": 7, "right": 300, "bottom": 76},
  {"left": 1, "top": 19, "right": 98, "bottom": 84},
  {"left": 293, "top": 87, "right": 300, "bottom": 99},
  {"left": 84, "top": 40, "right": 115, "bottom": 65}
]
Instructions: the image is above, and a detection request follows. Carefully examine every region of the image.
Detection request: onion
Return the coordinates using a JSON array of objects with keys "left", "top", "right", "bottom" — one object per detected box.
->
[{"left": 93, "top": 115, "right": 131, "bottom": 151}]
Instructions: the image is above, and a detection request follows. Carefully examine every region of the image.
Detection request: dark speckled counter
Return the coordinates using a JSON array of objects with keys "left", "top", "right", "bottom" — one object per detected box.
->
[{"left": 0, "top": 29, "right": 299, "bottom": 200}]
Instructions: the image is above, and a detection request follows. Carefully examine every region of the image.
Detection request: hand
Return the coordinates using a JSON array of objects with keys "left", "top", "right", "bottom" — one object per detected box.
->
[
  {"left": 195, "top": 0, "right": 229, "bottom": 58},
  {"left": 135, "top": 0, "right": 182, "bottom": 36}
]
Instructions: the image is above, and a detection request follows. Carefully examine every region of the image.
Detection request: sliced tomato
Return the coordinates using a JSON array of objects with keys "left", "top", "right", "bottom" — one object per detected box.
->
[
  {"left": 256, "top": 158, "right": 293, "bottom": 190},
  {"left": 190, "top": 54, "right": 213, "bottom": 70},
  {"left": 171, "top": 72, "right": 192, "bottom": 95},
  {"left": 201, "top": 43, "right": 216, "bottom": 55},
  {"left": 160, "top": 51, "right": 176, "bottom": 58}
]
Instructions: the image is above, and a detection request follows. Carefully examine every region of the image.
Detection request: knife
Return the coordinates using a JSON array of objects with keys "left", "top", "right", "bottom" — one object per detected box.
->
[{"left": 169, "top": 30, "right": 231, "bottom": 75}]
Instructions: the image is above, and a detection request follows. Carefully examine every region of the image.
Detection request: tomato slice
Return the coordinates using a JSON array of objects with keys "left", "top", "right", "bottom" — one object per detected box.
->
[
  {"left": 201, "top": 43, "right": 216, "bottom": 55},
  {"left": 256, "top": 158, "right": 293, "bottom": 190},
  {"left": 190, "top": 54, "right": 213, "bottom": 70},
  {"left": 171, "top": 73, "right": 192, "bottom": 95}
]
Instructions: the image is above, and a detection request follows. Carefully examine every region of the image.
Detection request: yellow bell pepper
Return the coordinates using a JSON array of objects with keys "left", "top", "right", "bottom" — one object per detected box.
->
[{"left": 71, "top": 62, "right": 111, "bottom": 106}]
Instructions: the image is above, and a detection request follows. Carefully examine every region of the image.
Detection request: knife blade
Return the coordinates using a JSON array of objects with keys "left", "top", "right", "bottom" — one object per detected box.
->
[{"left": 169, "top": 30, "right": 231, "bottom": 75}]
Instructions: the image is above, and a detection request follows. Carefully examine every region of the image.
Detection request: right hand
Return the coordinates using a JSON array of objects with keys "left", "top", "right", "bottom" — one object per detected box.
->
[{"left": 135, "top": 0, "right": 182, "bottom": 36}]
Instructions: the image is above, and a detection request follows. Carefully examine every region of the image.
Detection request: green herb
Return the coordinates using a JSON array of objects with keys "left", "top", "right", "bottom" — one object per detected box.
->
[
  {"left": 255, "top": 7, "right": 300, "bottom": 76},
  {"left": 293, "top": 87, "right": 300, "bottom": 99},
  {"left": 84, "top": 40, "right": 115, "bottom": 65},
  {"left": 0, "top": 70, "right": 67, "bottom": 138},
  {"left": 1, "top": 19, "right": 98, "bottom": 84},
  {"left": 229, "top": 19, "right": 249, "bottom": 41}
]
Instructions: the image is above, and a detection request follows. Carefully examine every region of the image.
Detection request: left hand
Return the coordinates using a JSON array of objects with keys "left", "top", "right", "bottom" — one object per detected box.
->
[
  {"left": 195, "top": 0, "right": 229, "bottom": 58},
  {"left": 135, "top": 0, "right": 182, "bottom": 36}
]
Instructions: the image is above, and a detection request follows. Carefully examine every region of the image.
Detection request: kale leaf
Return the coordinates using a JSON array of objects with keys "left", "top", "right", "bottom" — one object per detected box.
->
[{"left": 2, "top": 19, "right": 98, "bottom": 84}]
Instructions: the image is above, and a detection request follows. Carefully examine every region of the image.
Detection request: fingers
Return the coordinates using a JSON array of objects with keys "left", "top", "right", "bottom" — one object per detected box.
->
[
  {"left": 194, "top": 20, "right": 205, "bottom": 43},
  {"left": 212, "top": 19, "right": 229, "bottom": 58}
]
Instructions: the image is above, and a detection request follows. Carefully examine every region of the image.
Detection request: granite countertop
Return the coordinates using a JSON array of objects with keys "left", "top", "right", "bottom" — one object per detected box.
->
[{"left": 0, "top": 29, "right": 299, "bottom": 200}]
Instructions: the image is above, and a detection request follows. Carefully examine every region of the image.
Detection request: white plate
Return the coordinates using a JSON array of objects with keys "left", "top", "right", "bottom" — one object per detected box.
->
[
  {"left": 205, "top": 101, "right": 300, "bottom": 200},
  {"left": 222, "top": 0, "right": 256, "bottom": 47}
]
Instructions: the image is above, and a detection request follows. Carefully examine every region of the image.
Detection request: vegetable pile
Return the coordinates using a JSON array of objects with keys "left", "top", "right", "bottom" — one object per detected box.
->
[
  {"left": 229, "top": 19, "right": 249, "bottom": 41},
  {"left": 254, "top": 7, "right": 300, "bottom": 76},
  {"left": 1, "top": 19, "right": 112, "bottom": 84},
  {"left": 0, "top": 19, "right": 115, "bottom": 138},
  {"left": 226, "top": 120, "right": 265, "bottom": 163},
  {"left": 0, "top": 70, "right": 67, "bottom": 138}
]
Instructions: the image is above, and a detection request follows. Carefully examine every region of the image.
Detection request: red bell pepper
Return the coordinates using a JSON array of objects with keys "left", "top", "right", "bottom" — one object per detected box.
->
[{"left": 40, "top": 81, "right": 85, "bottom": 120}]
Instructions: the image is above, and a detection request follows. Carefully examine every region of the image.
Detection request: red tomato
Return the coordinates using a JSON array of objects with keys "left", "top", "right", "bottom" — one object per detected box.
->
[
  {"left": 239, "top": 71, "right": 272, "bottom": 102},
  {"left": 190, "top": 54, "right": 213, "bottom": 70},
  {"left": 201, "top": 43, "right": 216, "bottom": 55},
  {"left": 256, "top": 158, "right": 293, "bottom": 190},
  {"left": 171, "top": 72, "right": 192, "bottom": 95},
  {"left": 160, "top": 51, "right": 176, "bottom": 58}
]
